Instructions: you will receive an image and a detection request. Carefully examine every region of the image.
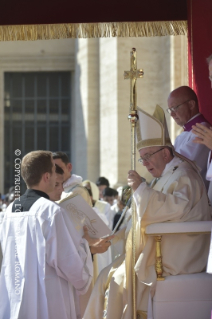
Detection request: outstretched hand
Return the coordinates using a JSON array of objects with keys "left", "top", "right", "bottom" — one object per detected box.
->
[
  {"left": 127, "top": 170, "right": 144, "bottom": 191},
  {"left": 192, "top": 123, "right": 212, "bottom": 150},
  {"left": 83, "top": 226, "right": 114, "bottom": 254}
]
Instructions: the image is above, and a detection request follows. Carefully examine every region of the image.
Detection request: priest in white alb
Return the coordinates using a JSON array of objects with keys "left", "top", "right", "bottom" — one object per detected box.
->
[
  {"left": 0, "top": 150, "right": 93, "bottom": 319},
  {"left": 167, "top": 86, "right": 210, "bottom": 189},
  {"left": 83, "top": 105, "right": 211, "bottom": 319}
]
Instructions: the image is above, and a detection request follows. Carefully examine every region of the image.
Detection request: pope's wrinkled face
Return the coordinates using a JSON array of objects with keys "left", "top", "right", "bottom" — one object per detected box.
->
[{"left": 139, "top": 146, "right": 167, "bottom": 178}]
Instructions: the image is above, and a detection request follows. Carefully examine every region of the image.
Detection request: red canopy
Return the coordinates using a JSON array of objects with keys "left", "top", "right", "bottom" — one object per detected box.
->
[
  {"left": 0, "top": 0, "right": 211, "bottom": 122},
  {"left": 188, "top": 0, "right": 212, "bottom": 123},
  {"left": 0, "top": 0, "right": 187, "bottom": 25}
]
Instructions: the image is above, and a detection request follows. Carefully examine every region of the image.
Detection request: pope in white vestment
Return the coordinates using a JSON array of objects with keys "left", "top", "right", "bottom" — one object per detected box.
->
[
  {"left": 83, "top": 105, "right": 211, "bottom": 319},
  {"left": 0, "top": 191, "right": 93, "bottom": 319}
]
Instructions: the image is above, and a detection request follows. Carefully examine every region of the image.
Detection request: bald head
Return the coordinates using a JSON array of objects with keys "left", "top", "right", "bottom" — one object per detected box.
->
[{"left": 167, "top": 86, "right": 199, "bottom": 126}]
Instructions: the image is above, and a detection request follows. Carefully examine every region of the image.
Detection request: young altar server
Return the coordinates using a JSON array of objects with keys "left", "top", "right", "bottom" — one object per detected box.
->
[{"left": 0, "top": 150, "right": 93, "bottom": 319}]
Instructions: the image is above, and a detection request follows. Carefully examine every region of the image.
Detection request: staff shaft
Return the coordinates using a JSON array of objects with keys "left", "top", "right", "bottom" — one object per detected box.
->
[{"left": 124, "top": 48, "right": 143, "bottom": 319}]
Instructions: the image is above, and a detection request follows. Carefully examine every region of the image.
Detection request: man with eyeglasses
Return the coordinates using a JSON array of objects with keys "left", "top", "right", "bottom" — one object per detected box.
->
[{"left": 167, "top": 86, "right": 210, "bottom": 188}]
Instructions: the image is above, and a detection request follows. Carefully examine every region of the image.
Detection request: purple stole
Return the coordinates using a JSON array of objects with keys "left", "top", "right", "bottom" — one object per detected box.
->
[{"left": 183, "top": 113, "right": 209, "bottom": 132}]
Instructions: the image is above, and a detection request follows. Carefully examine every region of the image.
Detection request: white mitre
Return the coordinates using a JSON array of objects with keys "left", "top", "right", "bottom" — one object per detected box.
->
[
  {"left": 136, "top": 104, "right": 173, "bottom": 151},
  {"left": 136, "top": 104, "right": 200, "bottom": 173}
]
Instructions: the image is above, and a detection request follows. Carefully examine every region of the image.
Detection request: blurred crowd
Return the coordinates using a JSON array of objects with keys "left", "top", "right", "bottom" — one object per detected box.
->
[{"left": 0, "top": 187, "right": 16, "bottom": 212}]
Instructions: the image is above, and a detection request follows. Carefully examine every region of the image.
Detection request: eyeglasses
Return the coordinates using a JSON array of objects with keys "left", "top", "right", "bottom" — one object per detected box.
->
[
  {"left": 138, "top": 148, "right": 164, "bottom": 165},
  {"left": 166, "top": 99, "right": 191, "bottom": 114}
]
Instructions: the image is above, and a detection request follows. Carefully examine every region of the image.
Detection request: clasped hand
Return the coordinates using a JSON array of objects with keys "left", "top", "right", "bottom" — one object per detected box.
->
[
  {"left": 83, "top": 226, "right": 114, "bottom": 254},
  {"left": 127, "top": 170, "right": 144, "bottom": 191}
]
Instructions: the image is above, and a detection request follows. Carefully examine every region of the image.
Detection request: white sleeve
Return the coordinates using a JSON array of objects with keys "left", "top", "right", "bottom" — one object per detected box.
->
[
  {"left": 174, "top": 125, "right": 210, "bottom": 173},
  {"left": 132, "top": 173, "right": 209, "bottom": 223},
  {"left": 104, "top": 204, "right": 115, "bottom": 230},
  {"left": 207, "top": 151, "right": 212, "bottom": 181},
  {"left": 45, "top": 211, "right": 93, "bottom": 295}
]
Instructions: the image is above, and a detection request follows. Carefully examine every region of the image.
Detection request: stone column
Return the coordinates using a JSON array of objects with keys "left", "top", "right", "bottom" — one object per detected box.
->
[
  {"left": 99, "top": 37, "right": 174, "bottom": 186},
  {"left": 0, "top": 71, "right": 4, "bottom": 192},
  {"left": 99, "top": 38, "right": 119, "bottom": 187},
  {"left": 170, "top": 35, "right": 188, "bottom": 142},
  {"left": 74, "top": 39, "right": 100, "bottom": 182}
]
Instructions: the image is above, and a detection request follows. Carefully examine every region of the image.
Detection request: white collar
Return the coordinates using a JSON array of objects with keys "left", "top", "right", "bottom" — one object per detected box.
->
[
  {"left": 186, "top": 113, "right": 200, "bottom": 123},
  {"left": 63, "top": 174, "right": 83, "bottom": 189}
]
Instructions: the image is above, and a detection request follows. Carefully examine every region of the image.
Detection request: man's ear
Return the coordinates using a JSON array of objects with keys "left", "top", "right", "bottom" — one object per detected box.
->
[
  {"left": 163, "top": 148, "right": 170, "bottom": 161},
  {"left": 43, "top": 172, "right": 50, "bottom": 183},
  {"left": 188, "top": 99, "right": 196, "bottom": 110},
  {"left": 67, "top": 162, "right": 72, "bottom": 173}
]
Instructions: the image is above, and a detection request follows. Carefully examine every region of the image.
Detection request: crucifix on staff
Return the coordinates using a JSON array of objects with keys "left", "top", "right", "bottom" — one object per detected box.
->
[{"left": 124, "top": 48, "right": 144, "bottom": 319}]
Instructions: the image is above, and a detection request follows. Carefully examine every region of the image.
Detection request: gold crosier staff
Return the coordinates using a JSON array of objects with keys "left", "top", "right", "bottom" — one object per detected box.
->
[{"left": 124, "top": 48, "right": 144, "bottom": 319}]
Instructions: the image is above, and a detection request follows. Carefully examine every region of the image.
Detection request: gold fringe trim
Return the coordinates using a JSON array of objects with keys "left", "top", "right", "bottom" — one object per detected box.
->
[
  {"left": 137, "top": 310, "right": 147, "bottom": 319},
  {"left": 0, "top": 21, "right": 187, "bottom": 41}
]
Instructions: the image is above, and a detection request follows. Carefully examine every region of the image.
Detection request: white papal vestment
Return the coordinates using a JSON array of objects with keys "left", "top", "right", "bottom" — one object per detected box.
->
[
  {"left": 0, "top": 197, "right": 93, "bottom": 319},
  {"left": 83, "top": 157, "right": 211, "bottom": 319}
]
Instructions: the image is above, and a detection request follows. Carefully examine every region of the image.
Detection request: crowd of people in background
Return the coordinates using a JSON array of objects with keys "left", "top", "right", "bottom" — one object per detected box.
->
[
  {"left": 0, "top": 187, "right": 16, "bottom": 211},
  {"left": 4, "top": 173, "right": 132, "bottom": 232}
]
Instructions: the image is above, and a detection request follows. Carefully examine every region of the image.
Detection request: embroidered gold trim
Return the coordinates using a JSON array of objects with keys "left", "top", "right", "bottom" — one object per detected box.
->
[
  {"left": 137, "top": 138, "right": 172, "bottom": 150},
  {"left": 137, "top": 310, "right": 147, "bottom": 319},
  {"left": 0, "top": 21, "right": 187, "bottom": 41}
]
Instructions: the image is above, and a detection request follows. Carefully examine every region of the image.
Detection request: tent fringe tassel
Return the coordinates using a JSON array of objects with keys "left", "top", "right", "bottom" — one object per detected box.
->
[{"left": 0, "top": 21, "right": 187, "bottom": 41}]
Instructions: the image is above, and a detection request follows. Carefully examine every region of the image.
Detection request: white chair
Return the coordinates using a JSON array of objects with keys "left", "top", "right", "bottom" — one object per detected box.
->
[{"left": 145, "top": 221, "right": 212, "bottom": 319}]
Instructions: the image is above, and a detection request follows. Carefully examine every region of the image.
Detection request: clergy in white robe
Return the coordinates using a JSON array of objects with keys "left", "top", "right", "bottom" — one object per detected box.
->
[
  {"left": 167, "top": 86, "right": 210, "bottom": 189},
  {"left": 82, "top": 180, "right": 112, "bottom": 276},
  {"left": 0, "top": 151, "right": 93, "bottom": 319},
  {"left": 52, "top": 152, "right": 113, "bottom": 316},
  {"left": 83, "top": 105, "right": 211, "bottom": 319},
  {"left": 53, "top": 152, "right": 92, "bottom": 207}
]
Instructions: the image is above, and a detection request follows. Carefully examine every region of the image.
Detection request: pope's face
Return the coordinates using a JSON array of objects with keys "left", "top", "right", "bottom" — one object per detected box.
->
[
  {"left": 139, "top": 146, "right": 166, "bottom": 178},
  {"left": 209, "top": 60, "right": 212, "bottom": 89}
]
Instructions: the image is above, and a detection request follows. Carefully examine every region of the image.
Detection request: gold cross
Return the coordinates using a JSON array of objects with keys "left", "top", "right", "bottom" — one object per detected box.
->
[
  {"left": 124, "top": 48, "right": 144, "bottom": 319},
  {"left": 124, "top": 48, "right": 144, "bottom": 112}
]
